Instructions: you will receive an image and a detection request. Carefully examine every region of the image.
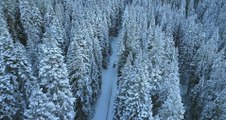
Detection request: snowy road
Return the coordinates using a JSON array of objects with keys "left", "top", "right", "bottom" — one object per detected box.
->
[{"left": 92, "top": 37, "right": 118, "bottom": 120}]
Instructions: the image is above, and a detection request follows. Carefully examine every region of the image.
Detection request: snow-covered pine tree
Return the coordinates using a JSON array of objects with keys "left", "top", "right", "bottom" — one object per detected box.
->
[
  {"left": 42, "top": 0, "right": 55, "bottom": 29},
  {"left": 80, "top": 20, "right": 103, "bottom": 110},
  {"left": 82, "top": 4, "right": 107, "bottom": 69},
  {"left": 35, "top": 19, "right": 74, "bottom": 120},
  {"left": 201, "top": 0, "right": 226, "bottom": 38},
  {"left": 213, "top": 88, "right": 226, "bottom": 120},
  {"left": 1, "top": 0, "right": 27, "bottom": 46},
  {"left": 199, "top": 47, "right": 226, "bottom": 120},
  {"left": 123, "top": 5, "right": 142, "bottom": 54},
  {"left": 67, "top": 22, "right": 96, "bottom": 119},
  {"left": 54, "top": 2, "right": 68, "bottom": 54},
  {"left": 88, "top": 35, "right": 102, "bottom": 106},
  {"left": 146, "top": 26, "right": 166, "bottom": 116},
  {"left": 1, "top": 0, "right": 18, "bottom": 40},
  {"left": 114, "top": 52, "right": 134, "bottom": 120},
  {"left": 193, "top": 30, "right": 219, "bottom": 77},
  {"left": 117, "top": 27, "right": 130, "bottom": 77},
  {"left": 84, "top": 20, "right": 102, "bottom": 81},
  {"left": 25, "top": 8, "right": 75, "bottom": 118},
  {"left": 44, "top": 3, "right": 66, "bottom": 54},
  {"left": 178, "top": 15, "right": 205, "bottom": 97},
  {"left": 133, "top": 51, "right": 154, "bottom": 120},
  {"left": 19, "top": 0, "right": 42, "bottom": 76},
  {"left": 159, "top": 87, "right": 184, "bottom": 120},
  {"left": 0, "top": 8, "right": 34, "bottom": 119},
  {"left": 159, "top": 34, "right": 184, "bottom": 120},
  {"left": 0, "top": 9, "right": 20, "bottom": 119},
  {"left": 12, "top": 42, "right": 36, "bottom": 119},
  {"left": 24, "top": 88, "right": 59, "bottom": 120},
  {"left": 67, "top": 40, "right": 93, "bottom": 119},
  {"left": 114, "top": 52, "right": 154, "bottom": 120},
  {"left": 116, "top": 3, "right": 147, "bottom": 76}
]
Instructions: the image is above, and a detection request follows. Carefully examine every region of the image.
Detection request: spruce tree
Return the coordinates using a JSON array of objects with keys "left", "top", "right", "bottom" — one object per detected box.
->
[
  {"left": 0, "top": 8, "right": 19, "bottom": 119},
  {"left": 114, "top": 52, "right": 154, "bottom": 119},
  {"left": 19, "top": 0, "right": 42, "bottom": 76},
  {"left": 39, "top": 18, "right": 75, "bottom": 119},
  {"left": 0, "top": 8, "right": 34, "bottom": 119}
]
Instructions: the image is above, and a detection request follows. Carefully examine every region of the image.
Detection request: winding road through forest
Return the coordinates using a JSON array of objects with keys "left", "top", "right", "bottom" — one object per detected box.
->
[{"left": 92, "top": 36, "right": 118, "bottom": 120}]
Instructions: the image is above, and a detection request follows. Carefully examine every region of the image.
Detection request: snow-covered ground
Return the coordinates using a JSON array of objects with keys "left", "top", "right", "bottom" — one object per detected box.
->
[{"left": 92, "top": 37, "right": 118, "bottom": 120}]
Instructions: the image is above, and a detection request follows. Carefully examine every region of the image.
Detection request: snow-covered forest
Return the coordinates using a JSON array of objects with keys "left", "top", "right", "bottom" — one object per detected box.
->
[{"left": 0, "top": 0, "right": 226, "bottom": 120}]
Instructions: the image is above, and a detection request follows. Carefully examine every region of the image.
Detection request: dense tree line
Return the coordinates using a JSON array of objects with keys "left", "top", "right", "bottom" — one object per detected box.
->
[{"left": 0, "top": 0, "right": 225, "bottom": 120}]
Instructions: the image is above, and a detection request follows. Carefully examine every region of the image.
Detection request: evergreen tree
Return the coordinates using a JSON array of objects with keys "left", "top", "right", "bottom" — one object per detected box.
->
[
  {"left": 19, "top": 0, "right": 42, "bottom": 76},
  {"left": 214, "top": 88, "right": 226, "bottom": 120},
  {"left": 192, "top": 29, "right": 220, "bottom": 80},
  {"left": 44, "top": 4, "right": 66, "bottom": 54},
  {"left": 67, "top": 25, "right": 94, "bottom": 119},
  {"left": 0, "top": 9, "right": 34, "bottom": 119},
  {"left": 114, "top": 52, "right": 153, "bottom": 119},
  {"left": 24, "top": 88, "right": 60, "bottom": 120},
  {"left": 38, "top": 42, "right": 74, "bottom": 119},
  {"left": 159, "top": 87, "right": 184, "bottom": 120},
  {"left": 114, "top": 52, "right": 134, "bottom": 119},
  {"left": 159, "top": 36, "right": 185, "bottom": 119},
  {"left": 0, "top": 9, "right": 19, "bottom": 119},
  {"left": 12, "top": 42, "right": 36, "bottom": 119},
  {"left": 1, "top": 0, "right": 18, "bottom": 40},
  {"left": 155, "top": 31, "right": 184, "bottom": 119}
]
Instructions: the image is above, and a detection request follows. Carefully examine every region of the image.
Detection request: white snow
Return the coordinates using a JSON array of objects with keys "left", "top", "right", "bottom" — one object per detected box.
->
[{"left": 92, "top": 37, "right": 118, "bottom": 120}]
